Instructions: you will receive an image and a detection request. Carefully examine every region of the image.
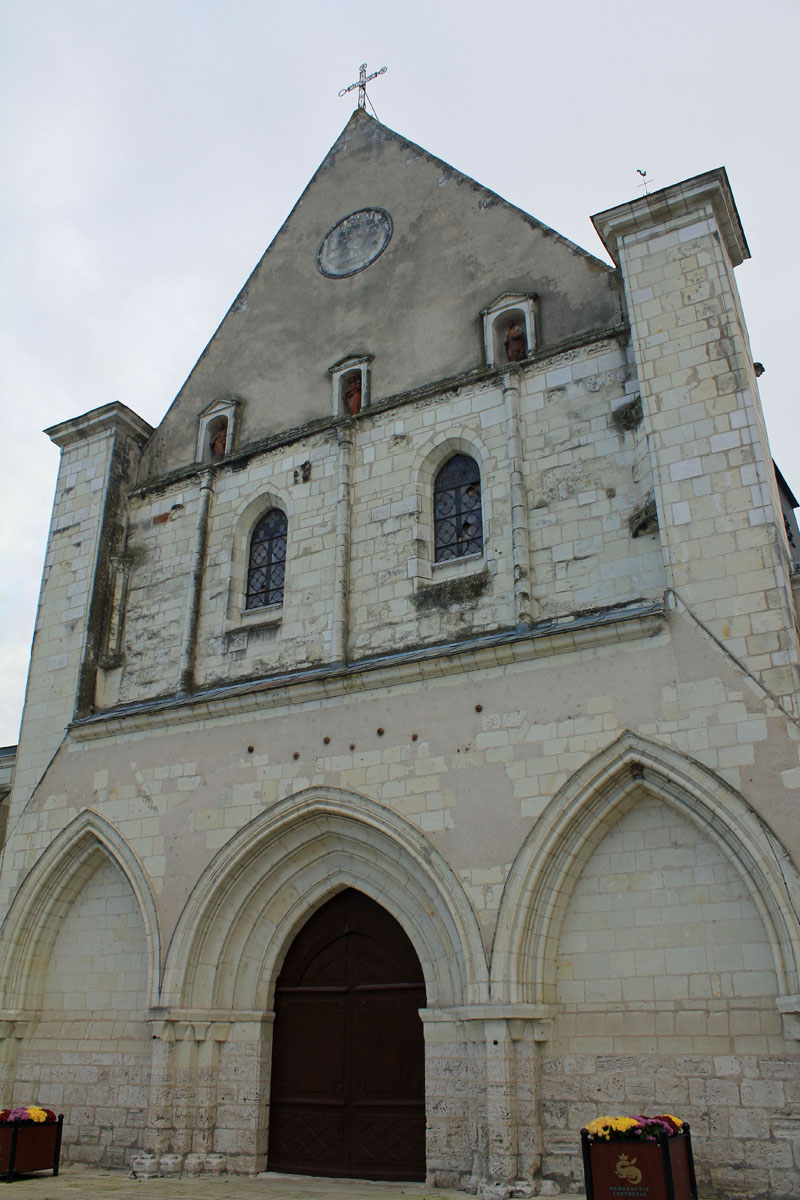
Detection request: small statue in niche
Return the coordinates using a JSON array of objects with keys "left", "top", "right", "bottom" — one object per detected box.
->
[
  {"left": 504, "top": 319, "right": 527, "bottom": 363},
  {"left": 344, "top": 373, "right": 362, "bottom": 416},
  {"left": 210, "top": 420, "right": 228, "bottom": 461}
]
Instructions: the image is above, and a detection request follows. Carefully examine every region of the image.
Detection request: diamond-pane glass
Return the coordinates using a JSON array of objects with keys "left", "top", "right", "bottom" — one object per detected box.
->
[
  {"left": 246, "top": 509, "right": 288, "bottom": 609},
  {"left": 434, "top": 454, "right": 483, "bottom": 562}
]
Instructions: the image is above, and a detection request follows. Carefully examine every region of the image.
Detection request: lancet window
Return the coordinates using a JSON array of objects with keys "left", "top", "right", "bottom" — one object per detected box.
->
[
  {"left": 433, "top": 454, "right": 483, "bottom": 562},
  {"left": 246, "top": 509, "right": 287, "bottom": 609}
]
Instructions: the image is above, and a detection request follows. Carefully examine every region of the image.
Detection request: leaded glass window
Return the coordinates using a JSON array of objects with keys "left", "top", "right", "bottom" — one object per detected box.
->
[
  {"left": 246, "top": 509, "right": 287, "bottom": 609},
  {"left": 434, "top": 455, "right": 483, "bottom": 562}
]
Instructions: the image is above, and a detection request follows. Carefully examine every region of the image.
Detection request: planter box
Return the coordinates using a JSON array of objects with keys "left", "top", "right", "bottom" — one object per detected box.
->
[
  {"left": 581, "top": 1126, "right": 697, "bottom": 1200},
  {"left": 0, "top": 1117, "right": 63, "bottom": 1182}
]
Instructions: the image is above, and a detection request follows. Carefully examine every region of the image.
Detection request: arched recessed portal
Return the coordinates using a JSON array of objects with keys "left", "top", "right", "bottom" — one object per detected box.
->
[{"left": 268, "top": 889, "right": 426, "bottom": 1181}]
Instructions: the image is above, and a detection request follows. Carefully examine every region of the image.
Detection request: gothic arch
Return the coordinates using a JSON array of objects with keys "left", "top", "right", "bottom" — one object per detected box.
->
[
  {"left": 232, "top": 488, "right": 291, "bottom": 542},
  {"left": 0, "top": 809, "right": 161, "bottom": 1010},
  {"left": 222, "top": 487, "right": 292, "bottom": 621},
  {"left": 492, "top": 730, "right": 800, "bottom": 1004},
  {"left": 162, "top": 787, "right": 488, "bottom": 1012},
  {"left": 410, "top": 433, "right": 495, "bottom": 579},
  {"left": 415, "top": 432, "right": 492, "bottom": 491}
]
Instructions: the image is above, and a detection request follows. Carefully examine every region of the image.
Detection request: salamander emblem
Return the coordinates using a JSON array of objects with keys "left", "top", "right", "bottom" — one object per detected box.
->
[{"left": 615, "top": 1153, "right": 642, "bottom": 1184}]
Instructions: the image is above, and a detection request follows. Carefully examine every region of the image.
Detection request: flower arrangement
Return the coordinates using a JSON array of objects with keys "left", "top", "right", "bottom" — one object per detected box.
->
[
  {"left": 0, "top": 1106, "right": 57, "bottom": 1124},
  {"left": 584, "top": 1113, "right": 684, "bottom": 1141}
]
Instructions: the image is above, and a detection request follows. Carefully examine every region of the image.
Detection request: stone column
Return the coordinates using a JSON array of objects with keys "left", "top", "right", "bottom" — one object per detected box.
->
[
  {"left": 436, "top": 1006, "right": 555, "bottom": 1199},
  {"left": 139, "top": 1015, "right": 269, "bottom": 1177},
  {"left": 420, "top": 1009, "right": 477, "bottom": 1189},
  {"left": 164, "top": 1028, "right": 196, "bottom": 1171},
  {"left": 213, "top": 1016, "right": 272, "bottom": 1173},
  {"left": 332, "top": 427, "right": 353, "bottom": 665},
  {"left": 503, "top": 369, "right": 535, "bottom": 629},
  {"left": 484, "top": 1018, "right": 517, "bottom": 1184},
  {"left": 177, "top": 470, "right": 215, "bottom": 695},
  {"left": 140, "top": 1016, "right": 177, "bottom": 1174},
  {"left": 182, "top": 1021, "right": 230, "bottom": 1175}
]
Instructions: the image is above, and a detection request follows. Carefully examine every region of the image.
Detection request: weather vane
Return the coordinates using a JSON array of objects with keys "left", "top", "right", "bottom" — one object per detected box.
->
[
  {"left": 637, "top": 168, "right": 653, "bottom": 196},
  {"left": 339, "top": 62, "right": 387, "bottom": 115}
]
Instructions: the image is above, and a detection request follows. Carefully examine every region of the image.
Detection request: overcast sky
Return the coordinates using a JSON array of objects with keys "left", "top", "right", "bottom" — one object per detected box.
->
[{"left": 1, "top": 0, "right": 798, "bottom": 747}]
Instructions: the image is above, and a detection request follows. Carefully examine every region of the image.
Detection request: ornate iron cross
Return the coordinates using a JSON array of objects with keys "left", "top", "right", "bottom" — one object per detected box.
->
[{"left": 339, "top": 62, "right": 387, "bottom": 110}]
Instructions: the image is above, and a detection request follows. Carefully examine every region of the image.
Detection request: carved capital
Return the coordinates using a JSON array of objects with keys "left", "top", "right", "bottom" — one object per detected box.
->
[
  {"left": 0, "top": 1019, "right": 29, "bottom": 1041},
  {"left": 148, "top": 1019, "right": 176, "bottom": 1043}
]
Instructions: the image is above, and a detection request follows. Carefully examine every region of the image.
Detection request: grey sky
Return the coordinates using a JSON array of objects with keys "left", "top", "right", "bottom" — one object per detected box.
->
[{"left": 1, "top": 0, "right": 798, "bottom": 746}]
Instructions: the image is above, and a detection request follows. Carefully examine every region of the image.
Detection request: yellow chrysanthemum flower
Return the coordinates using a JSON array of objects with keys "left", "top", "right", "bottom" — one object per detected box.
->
[
  {"left": 610, "top": 1117, "right": 639, "bottom": 1133},
  {"left": 27, "top": 1106, "right": 48, "bottom": 1123},
  {"left": 585, "top": 1112, "right": 685, "bottom": 1141},
  {"left": 585, "top": 1116, "right": 616, "bottom": 1139}
]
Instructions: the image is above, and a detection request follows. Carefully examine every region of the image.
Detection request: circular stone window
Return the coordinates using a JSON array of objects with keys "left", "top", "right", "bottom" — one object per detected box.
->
[{"left": 316, "top": 208, "right": 393, "bottom": 278}]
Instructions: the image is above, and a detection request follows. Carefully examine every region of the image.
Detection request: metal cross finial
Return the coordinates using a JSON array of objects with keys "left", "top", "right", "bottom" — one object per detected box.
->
[
  {"left": 339, "top": 62, "right": 387, "bottom": 111},
  {"left": 637, "top": 168, "right": 653, "bottom": 196}
]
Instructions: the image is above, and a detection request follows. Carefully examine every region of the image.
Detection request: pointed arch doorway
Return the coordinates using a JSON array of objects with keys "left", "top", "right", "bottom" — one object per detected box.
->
[{"left": 268, "top": 888, "right": 427, "bottom": 1180}]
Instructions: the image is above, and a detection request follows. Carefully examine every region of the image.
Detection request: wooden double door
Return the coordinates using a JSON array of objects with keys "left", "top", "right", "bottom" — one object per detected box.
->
[{"left": 268, "top": 889, "right": 427, "bottom": 1180}]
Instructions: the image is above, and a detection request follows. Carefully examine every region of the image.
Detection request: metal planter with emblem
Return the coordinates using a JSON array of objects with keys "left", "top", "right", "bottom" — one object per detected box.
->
[
  {"left": 0, "top": 1114, "right": 64, "bottom": 1182},
  {"left": 580, "top": 1125, "right": 697, "bottom": 1200}
]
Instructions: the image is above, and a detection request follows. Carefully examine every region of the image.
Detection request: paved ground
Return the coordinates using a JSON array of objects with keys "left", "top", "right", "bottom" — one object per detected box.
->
[{"left": 0, "top": 1168, "right": 586, "bottom": 1199}]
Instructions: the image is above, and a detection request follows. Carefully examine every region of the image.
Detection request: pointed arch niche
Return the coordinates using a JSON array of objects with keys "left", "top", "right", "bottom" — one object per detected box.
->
[
  {"left": 0, "top": 810, "right": 161, "bottom": 1013},
  {"left": 0, "top": 812, "right": 159, "bottom": 1167},
  {"left": 493, "top": 731, "right": 800, "bottom": 1011},
  {"left": 493, "top": 732, "right": 800, "bottom": 1193}
]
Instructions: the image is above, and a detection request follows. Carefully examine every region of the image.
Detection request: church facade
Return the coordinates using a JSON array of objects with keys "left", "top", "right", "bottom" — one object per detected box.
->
[{"left": 1, "top": 111, "right": 799, "bottom": 1197}]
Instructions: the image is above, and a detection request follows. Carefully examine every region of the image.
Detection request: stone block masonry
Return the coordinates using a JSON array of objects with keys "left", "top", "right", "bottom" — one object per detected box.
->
[{"left": 1, "top": 131, "right": 798, "bottom": 1200}]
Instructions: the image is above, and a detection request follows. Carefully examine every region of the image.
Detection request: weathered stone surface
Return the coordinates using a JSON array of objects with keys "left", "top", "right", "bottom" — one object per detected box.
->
[{"left": 1, "top": 119, "right": 798, "bottom": 1200}]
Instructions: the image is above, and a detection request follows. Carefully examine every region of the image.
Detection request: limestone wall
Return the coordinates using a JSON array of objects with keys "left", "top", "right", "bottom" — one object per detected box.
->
[
  {"left": 138, "top": 110, "right": 622, "bottom": 478},
  {"left": 12, "top": 856, "right": 151, "bottom": 1168},
  {"left": 8, "top": 405, "right": 151, "bottom": 825},
  {"left": 2, "top": 168, "right": 799, "bottom": 1197},
  {"left": 594, "top": 175, "right": 799, "bottom": 713},
  {"left": 541, "top": 797, "right": 798, "bottom": 1197},
  {"left": 11, "top": 424, "right": 120, "bottom": 813},
  {"left": 106, "top": 335, "right": 664, "bottom": 707},
  {"left": 1, "top": 617, "right": 799, "bottom": 1188}
]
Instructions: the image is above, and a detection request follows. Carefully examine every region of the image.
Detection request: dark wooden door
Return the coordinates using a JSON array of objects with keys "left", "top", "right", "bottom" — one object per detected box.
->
[{"left": 268, "top": 889, "right": 427, "bottom": 1180}]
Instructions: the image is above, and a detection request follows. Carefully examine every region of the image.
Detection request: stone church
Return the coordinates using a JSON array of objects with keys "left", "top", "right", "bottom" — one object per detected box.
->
[{"left": 1, "top": 109, "right": 799, "bottom": 1198}]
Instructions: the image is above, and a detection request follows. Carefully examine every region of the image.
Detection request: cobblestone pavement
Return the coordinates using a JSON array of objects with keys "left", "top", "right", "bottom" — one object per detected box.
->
[{"left": 0, "top": 1169, "right": 585, "bottom": 1200}]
